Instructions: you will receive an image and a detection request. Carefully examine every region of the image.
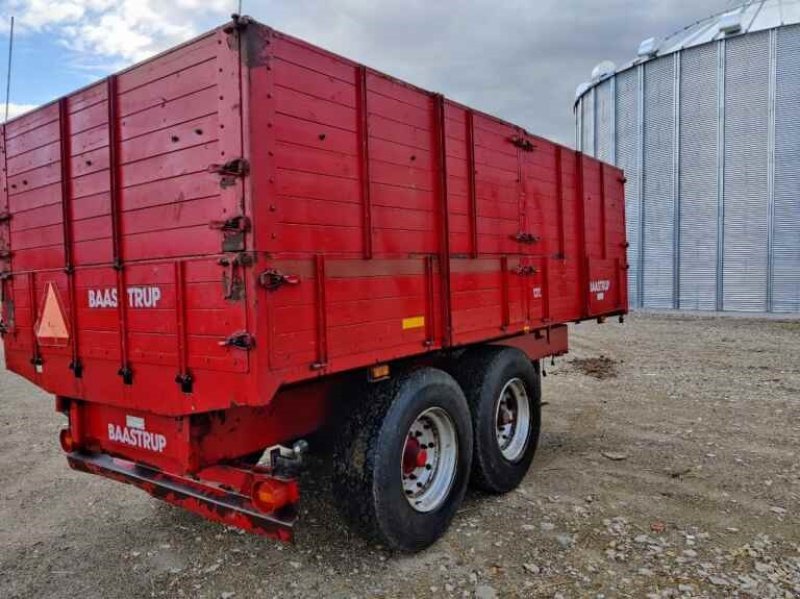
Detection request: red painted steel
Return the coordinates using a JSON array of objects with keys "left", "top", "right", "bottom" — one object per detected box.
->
[{"left": 0, "top": 16, "right": 627, "bottom": 536}]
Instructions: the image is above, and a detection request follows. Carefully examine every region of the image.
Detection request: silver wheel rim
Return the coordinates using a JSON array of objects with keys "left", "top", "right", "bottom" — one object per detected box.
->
[
  {"left": 401, "top": 407, "right": 458, "bottom": 513},
  {"left": 495, "top": 378, "right": 531, "bottom": 462}
]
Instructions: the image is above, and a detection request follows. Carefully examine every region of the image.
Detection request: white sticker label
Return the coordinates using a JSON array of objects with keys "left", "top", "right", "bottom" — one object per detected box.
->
[
  {"left": 125, "top": 415, "right": 145, "bottom": 430},
  {"left": 589, "top": 279, "right": 611, "bottom": 300},
  {"left": 532, "top": 287, "right": 543, "bottom": 299},
  {"left": 88, "top": 287, "right": 162, "bottom": 309}
]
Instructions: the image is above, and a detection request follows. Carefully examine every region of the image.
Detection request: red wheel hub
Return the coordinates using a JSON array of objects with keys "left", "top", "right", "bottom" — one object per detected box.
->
[{"left": 402, "top": 437, "right": 428, "bottom": 475}]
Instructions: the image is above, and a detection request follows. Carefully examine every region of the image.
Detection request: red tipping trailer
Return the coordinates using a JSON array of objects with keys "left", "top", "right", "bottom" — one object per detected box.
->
[{"left": 0, "top": 16, "right": 627, "bottom": 550}]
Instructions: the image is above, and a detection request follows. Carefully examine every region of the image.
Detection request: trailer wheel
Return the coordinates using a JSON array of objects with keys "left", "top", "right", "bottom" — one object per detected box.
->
[
  {"left": 451, "top": 347, "right": 541, "bottom": 494},
  {"left": 332, "top": 368, "right": 472, "bottom": 551}
]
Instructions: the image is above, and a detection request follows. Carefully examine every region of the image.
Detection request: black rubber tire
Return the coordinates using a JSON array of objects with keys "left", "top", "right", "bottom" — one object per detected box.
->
[
  {"left": 450, "top": 346, "right": 541, "bottom": 494},
  {"left": 332, "top": 368, "right": 473, "bottom": 552}
]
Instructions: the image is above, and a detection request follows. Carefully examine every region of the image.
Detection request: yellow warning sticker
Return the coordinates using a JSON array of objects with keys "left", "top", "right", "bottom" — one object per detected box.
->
[
  {"left": 35, "top": 282, "right": 69, "bottom": 347},
  {"left": 402, "top": 316, "right": 425, "bottom": 330}
]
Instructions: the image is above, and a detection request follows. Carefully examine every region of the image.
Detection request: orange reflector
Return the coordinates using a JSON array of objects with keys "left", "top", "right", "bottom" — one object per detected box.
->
[
  {"left": 369, "top": 364, "right": 390, "bottom": 381},
  {"left": 251, "top": 478, "right": 299, "bottom": 513},
  {"left": 59, "top": 428, "right": 75, "bottom": 453}
]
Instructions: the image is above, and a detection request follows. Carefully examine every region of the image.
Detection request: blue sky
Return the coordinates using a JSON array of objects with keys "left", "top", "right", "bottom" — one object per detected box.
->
[{"left": 0, "top": 0, "right": 728, "bottom": 144}]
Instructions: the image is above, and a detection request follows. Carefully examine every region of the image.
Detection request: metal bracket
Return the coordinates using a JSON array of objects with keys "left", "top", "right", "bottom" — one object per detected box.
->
[
  {"left": 219, "top": 331, "right": 255, "bottom": 350},
  {"left": 208, "top": 158, "right": 249, "bottom": 189},
  {"left": 0, "top": 248, "right": 13, "bottom": 260},
  {"left": 118, "top": 365, "right": 133, "bottom": 385},
  {"left": 226, "top": 13, "right": 253, "bottom": 32},
  {"left": 511, "top": 231, "right": 540, "bottom": 244},
  {"left": 0, "top": 211, "right": 11, "bottom": 223},
  {"left": 175, "top": 372, "right": 194, "bottom": 394},
  {"left": 208, "top": 158, "right": 249, "bottom": 178},
  {"left": 69, "top": 359, "right": 83, "bottom": 379},
  {"left": 209, "top": 215, "right": 250, "bottom": 233},
  {"left": 258, "top": 269, "right": 300, "bottom": 291},
  {"left": 218, "top": 252, "right": 254, "bottom": 300},
  {"left": 209, "top": 215, "right": 250, "bottom": 252},
  {"left": 514, "top": 265, "right": 538, "bottom": 276},
  {"left": 510, "top": 136, "right": 535, "bottom": 152}
]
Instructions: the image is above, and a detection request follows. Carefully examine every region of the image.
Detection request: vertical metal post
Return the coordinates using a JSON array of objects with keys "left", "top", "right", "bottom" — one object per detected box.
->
[
  {"left": 672, "top": 52, "right": 682, "bottom": 309},
  {"left": 636, "top": 63, "right": 646, "bottom": 308},
  {"left": 174, "top": 260, "right": 191, "bottom": 392},
  {"left": 356, "top": 65, "right": 373, "bottom": 260},
  {"left": 576, "top": 97, "right": 583, "bottom": 152},
  {"left": 58, "top": 97, "right": 81, "bottom": 377},
  {"left": 716, "top": 40, "right": 726, "bottom": 312},
  {"left": 766, "top": 29, "right": 777, "bottom": 313},
  {"left": 466, "top": 111, "right": 478, "bottom": 258},
  {"left": 433, "top": 94, "right": 452, "bottom": 346},
  {"left": 312, "top": 254, "right": 328, "bottom": 370},
  {"left": 107, "top": 75, "right": 132, "bottom": 383},
  {"left": 555, "top": 145, "right": 565, "bottom": 257}
]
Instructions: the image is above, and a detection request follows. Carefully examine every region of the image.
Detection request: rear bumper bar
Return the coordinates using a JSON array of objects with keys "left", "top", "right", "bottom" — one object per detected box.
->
[{"left": 66, "top": 452, "right": 296, "bottom": 541}]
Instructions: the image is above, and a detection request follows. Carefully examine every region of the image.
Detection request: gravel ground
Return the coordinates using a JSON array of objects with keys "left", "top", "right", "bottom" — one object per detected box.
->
[{"left": 1, "top": 312, "right": 798, "bottom": 598}]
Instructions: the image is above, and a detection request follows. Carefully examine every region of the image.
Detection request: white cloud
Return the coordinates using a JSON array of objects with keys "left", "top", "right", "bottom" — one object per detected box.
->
[
  {"left": 0, "top": 0, "right": 729, "bottom": 142},
  {"left": 1, "top": 102, "right": 38, "bottom": 122},
  {"left": 5, "top": 0, "right": 232, "bottom": 62}
]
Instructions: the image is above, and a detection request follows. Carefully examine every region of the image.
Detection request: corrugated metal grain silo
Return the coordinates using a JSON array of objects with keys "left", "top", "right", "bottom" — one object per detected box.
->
[{"left": 576, "top": 0, "right": 800, "bottom": 313}]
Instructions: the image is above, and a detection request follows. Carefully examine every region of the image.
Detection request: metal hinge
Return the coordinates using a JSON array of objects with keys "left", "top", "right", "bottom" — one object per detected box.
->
[
  {"left": 218, "top": 252, "right": 254, "bottom": 300},
  {"left": 118, "top": 365, "right": 133, "bottom": 385},
  {"left": 209, "top": 215, "right": 250, "bottom": 252},
  {"left": 208, "top": 158, "right": 249, "bottom": 178},
  {"left": 514, "top": 265, "right": 538, "bottom": 276},
  {"left": 175, "top": 372, "right": 194, "bottom": 394},
  {"left": 209, "top": 214, "right": 250, "bottom": 233},
  {"left": 0, "top": 248, "right": 13, "bottom": 260},
  {"left": 510, "top": 136, "right": 535, "bottom": 152},
  {"left": 258, "top": 269, "right": 300, "bottom": 291},
  {"left": 69, "top": 359, "right": 83, "bottom": 379},
  {"left": 219, "top": 331, "right": 255, "bottom": 350},
  {"left": 208, "top": 158, "right": 249, "bottom": 189},
  {"left": 511, "top": 231, "right": 540, "bottom": 244},
  {"left": 0, "top": 211, "right": 11, "bottom": 223}
]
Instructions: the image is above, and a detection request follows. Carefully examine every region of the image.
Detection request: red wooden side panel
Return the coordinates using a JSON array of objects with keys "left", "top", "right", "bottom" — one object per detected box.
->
[
  {"left": 247, "top": 22, "right": 627, "bottom": 384},
  {"left": 0, "top": 26, "right": 257, "bottom": 416}
]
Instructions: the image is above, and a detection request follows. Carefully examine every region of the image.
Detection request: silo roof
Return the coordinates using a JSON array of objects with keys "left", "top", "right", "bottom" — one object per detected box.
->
[
  {"left": 658, "top": 0, "right": 800, "bottom": 54},
  {"left": 576, "top": 0, "right": 800, "bottom": 101}
]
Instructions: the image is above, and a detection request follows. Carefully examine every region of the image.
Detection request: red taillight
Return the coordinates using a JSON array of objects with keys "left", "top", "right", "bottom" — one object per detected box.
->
[
  {"left": 251, "top": 478, "right": 299, "bottom": 513},
  {"left": 59, "top": 428, "right": 76, "bottom": 453}
]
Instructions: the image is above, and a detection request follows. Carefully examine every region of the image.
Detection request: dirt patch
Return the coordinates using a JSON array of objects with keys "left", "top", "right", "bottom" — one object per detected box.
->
[{"left": 569, "top": 354, "right": 619, "bottom": 379}]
